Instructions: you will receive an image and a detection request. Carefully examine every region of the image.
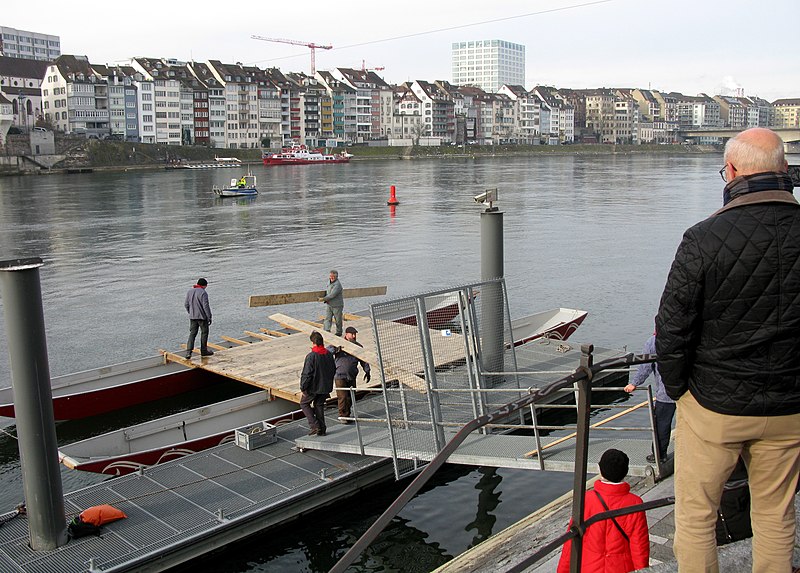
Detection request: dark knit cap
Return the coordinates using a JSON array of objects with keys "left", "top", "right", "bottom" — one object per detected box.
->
[
  {"left": 345, "top": 326, "right": 358, "bottom": 334},
  {"left": 598, "top": 449, "right": 629, "bottom": 483},
  {"left": 197, "top": 278, "right": 208, "bottom": 286}
]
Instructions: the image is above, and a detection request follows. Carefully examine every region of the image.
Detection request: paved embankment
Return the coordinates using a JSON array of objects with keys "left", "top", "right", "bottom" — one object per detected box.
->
[{"left": 434, "top": 470, "right": 800, "bottom": 572}]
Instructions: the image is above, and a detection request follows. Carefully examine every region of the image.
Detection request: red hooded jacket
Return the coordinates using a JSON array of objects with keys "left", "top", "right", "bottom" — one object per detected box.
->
[{"left": 557, "top": 480, "right": 649, "bottom": 573}]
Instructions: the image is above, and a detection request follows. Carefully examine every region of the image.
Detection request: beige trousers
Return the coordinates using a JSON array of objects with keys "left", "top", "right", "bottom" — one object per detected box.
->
[{"left": 673, "top": 392, "right": 800, "bottom": 573}]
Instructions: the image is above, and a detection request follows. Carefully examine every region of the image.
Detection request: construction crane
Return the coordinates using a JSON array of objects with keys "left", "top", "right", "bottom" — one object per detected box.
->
[{"left": 251, "top": 35, "right": 332, "bottom": 75}]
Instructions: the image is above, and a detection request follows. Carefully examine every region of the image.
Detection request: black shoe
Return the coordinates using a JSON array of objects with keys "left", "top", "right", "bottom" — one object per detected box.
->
[
  {"left": 317, "top": 429, "right": 326, "bottom": 436},
  {"left": 185, "top": 352, "right": 193, "bottom": 359},
  {"left": 307, "top": 429, "right": 318, "bottom": 436},
  {"left": 646, "top": 454, "right": 656, "bottom": 463},
  {"left": 200, "top": 349, "right": 214, "bottom": 356}
]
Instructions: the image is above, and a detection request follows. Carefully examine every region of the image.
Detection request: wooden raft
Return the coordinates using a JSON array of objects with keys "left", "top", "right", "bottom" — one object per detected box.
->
[{"left": 162, "top": 313, "right": 467, "bottom": 403}]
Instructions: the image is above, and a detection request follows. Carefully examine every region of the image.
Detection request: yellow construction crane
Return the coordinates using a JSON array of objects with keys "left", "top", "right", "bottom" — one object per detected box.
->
[{"left": 251, "top": 35, "right": 333, "bottom": 75}]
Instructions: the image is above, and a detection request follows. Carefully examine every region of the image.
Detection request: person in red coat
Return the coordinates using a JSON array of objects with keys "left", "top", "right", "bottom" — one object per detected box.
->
[{"left": 557, "top": 449, "right": 650, "bottom": 572}]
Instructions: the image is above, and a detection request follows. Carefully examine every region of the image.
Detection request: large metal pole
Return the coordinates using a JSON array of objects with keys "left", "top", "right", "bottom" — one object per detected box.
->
[
  {"left": 480, "top": 208, "right": 504, "bottom": 387},
  {"left": 0, "top": 258, "right": 67, "bottom": 550},
  {"left": 569, "top": 344, "right": 594, "bottom": 573}
]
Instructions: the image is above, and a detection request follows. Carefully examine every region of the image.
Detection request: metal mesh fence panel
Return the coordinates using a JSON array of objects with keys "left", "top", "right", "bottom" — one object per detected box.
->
[{"left": 370, "top": 279, "right": 515, "bottom": 479}]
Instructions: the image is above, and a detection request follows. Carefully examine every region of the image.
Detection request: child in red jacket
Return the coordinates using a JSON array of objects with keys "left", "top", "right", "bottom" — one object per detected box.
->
[{"left": 557, "top": 449, "right": 650, "bottom": 572}]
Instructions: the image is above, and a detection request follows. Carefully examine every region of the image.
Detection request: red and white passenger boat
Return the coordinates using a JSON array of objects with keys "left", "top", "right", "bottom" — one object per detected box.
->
[{"left": 262, "top": 143, "right": 353, "bottom": 166}]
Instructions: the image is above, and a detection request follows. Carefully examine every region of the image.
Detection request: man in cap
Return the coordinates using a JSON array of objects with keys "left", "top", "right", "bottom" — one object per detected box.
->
[
  {"left": 327, "top": 326, "right": 371, "bottom": 424},
  {"left": 184, "top": 278, "right": 213, "bottom": 359},
  {"left": 320, "top": 269, "right": 344, "bottom": 336}
]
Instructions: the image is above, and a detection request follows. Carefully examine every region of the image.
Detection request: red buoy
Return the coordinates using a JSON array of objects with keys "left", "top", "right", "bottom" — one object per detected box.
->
[{"left": 387, "top": 185, "right": 399, "bottom": 206}]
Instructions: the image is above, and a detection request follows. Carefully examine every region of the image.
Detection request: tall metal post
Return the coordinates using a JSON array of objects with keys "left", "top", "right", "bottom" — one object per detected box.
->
[
  {"left": 480, "top": 206, "right": 504, "bottom": 387},
  {"left": 0, "top": 258, "right": 67, "bottom": 550},
  {"left": 569, "top": 344, "right": 594, "bottom": 572}
]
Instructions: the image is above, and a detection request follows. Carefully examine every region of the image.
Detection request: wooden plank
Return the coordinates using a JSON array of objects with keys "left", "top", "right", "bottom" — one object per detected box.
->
[
  {"left": 343, "top": 312, "right": 365, "bottom": 320},
  {"left": 260, "top": 328, "right": 289, "bottom": 337},
  {"left": 268, "top": 313, "right": 427, "bottom": 393},
  {"left": 221, "top": 335, "right": 249, "bottom": 346},
  {"left": 524, "top": 400, "right": 650, "bottom": 458},
  {"left": 244, "top": 330, "right": 274, "bottom": 340},
  {"left": 249, "top": 286, "right": 387, "bottom": 307}
]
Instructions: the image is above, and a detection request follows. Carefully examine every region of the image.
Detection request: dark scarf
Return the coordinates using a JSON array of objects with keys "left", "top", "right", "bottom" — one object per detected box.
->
[{"left": 723, "top": 171, "right": 794, "bottom": 205}]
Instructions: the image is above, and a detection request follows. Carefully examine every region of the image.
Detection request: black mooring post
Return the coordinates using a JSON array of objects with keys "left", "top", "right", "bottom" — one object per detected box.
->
[
  {"left": 569, "top": 344, "right": 594, "bottom": 573},
  {"left": 0, "top": 258, "right": 67, "bottom": 550}
]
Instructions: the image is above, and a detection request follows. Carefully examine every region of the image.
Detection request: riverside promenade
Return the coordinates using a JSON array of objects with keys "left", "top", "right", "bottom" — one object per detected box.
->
[{"left": 434, "top": 469, "right": 800, "bottom": 572}]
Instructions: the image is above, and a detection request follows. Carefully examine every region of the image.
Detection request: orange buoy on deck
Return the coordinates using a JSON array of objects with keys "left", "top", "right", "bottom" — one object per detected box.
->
[{"left": 387, "top": 185, "right": 399, "bottom": 206}]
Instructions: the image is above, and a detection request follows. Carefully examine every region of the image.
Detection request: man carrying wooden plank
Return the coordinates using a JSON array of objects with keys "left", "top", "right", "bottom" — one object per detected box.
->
[
  {"left": 320, "top": 269, "right": 344, "bottom": 336},
  {"left": 327, "top": 326, "right": 371, "bottom": 424}
]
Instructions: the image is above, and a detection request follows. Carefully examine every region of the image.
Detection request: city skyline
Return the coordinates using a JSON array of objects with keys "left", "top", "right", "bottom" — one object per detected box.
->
[{"left": 4, "top": 0, "right": 798, "bottom": 102}]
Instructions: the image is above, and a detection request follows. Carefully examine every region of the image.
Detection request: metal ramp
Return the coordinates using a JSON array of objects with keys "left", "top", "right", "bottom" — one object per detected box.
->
[
  {"left": 296, "top": 279, "right": 663, "bottom": 479},
  {"left": 297, "top": 404, "right": 666, "bottom": 477}
]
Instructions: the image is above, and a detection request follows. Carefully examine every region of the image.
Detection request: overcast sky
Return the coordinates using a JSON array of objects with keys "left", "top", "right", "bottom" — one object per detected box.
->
[{"left": 6, "top": 0, "right": 798, "bottom": 101}]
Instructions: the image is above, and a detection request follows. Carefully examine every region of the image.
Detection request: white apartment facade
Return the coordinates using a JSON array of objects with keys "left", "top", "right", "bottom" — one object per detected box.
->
[
  {"left": 0, "top": 27, "right": 60, "bottom": 61},
  {"left": 451, "top": 39, "right": 525, "bottom": 94}
]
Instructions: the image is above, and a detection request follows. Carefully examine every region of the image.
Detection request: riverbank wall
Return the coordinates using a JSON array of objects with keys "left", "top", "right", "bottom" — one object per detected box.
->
[{"left": 0, "top": 136, "right": 721, "bottom": 177}]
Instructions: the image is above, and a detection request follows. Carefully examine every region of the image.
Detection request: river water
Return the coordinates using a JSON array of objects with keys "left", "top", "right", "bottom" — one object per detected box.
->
[{"left": 1, "top": 152, "right": 790, "bottom": 571}]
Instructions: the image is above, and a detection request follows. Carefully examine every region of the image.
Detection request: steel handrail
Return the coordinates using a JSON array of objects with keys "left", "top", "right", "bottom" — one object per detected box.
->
[{"left": 329, "top": 347, "right": 658, "bottom": 573}]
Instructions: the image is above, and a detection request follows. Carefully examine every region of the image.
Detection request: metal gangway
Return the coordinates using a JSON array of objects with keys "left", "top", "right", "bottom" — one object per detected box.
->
[{"left": 299, "top": 279, "right": 667, "bottom": 481}]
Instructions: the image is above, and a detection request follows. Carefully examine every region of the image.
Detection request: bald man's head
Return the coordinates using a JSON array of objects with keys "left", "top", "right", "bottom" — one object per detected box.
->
[{"left": 724, "top": 128, "right": 787, "bottom": 177}]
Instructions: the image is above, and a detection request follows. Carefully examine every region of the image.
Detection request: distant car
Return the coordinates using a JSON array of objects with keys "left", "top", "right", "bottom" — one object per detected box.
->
[{"left": 33, "top": 127, "right": 48, "bottom": 132}]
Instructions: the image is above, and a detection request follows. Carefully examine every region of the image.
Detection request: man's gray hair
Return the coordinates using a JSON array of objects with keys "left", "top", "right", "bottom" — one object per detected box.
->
[
  {"left": 724, "top": 131, "right": 785, "bottom": 173},
  {"left": 329, "top": 269, "right": 338, "bottom": 277}
]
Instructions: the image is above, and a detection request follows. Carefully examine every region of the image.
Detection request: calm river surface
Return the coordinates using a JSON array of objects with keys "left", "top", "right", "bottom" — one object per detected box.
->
[{"left": 2, "top": 152, "right": 792, "bottom": 571}]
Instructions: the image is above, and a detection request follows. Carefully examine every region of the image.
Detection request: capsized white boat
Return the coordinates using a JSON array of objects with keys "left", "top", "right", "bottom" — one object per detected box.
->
[{"left": 58, "top": 308, "right": 587, "bottom": 475}]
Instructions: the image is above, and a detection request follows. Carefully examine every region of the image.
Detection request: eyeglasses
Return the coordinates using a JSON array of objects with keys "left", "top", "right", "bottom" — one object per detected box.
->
[{"left": 719, "top": 163, "right": 736, "bottom": 183}]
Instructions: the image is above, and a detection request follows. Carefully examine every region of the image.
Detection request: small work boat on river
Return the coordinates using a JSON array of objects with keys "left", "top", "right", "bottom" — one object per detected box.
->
[{"left": 212, "top": 172, "right": 258, "bottom": 197}]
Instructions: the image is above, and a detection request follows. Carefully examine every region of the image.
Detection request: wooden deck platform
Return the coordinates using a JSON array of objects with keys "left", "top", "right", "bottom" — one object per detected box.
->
[{"left": 162, "top": 314, "right": 467, "bottom": 403}]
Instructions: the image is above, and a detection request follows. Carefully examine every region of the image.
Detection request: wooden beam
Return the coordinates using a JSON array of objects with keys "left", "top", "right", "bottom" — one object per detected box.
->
[
  {"left": 343, "top": 312, "right": 365, "bottom": 321},
  {"left": 524, "top": 400, "right": 650, "bottom": 458},
  {"left": 260, "top": 328, "right": 289, "bottom": 337},
  {"left": 244, "top": 330, "right": 274, "bottom": 341},
  {"left": 249, "top": 286, "right": 387, "bottom": 307},
  {"left": 221, "top": 335, "right": 249, "bottom": 346},
  {"left": 268, "top": 313, "right": 427, "bottom": 393}
]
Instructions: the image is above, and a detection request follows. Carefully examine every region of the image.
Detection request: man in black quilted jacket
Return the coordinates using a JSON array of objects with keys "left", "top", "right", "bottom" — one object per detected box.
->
[{"left": 656, "top": 127, "right": 800, "bottom": 573}]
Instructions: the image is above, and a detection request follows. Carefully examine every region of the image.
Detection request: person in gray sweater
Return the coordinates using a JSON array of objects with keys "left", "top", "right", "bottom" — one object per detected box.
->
[
  {"left": 184, "top": 278, "right": 213, "bottom": 358},
  {"left": 320, "top": 269, "right": 344, "bottom": 336}
]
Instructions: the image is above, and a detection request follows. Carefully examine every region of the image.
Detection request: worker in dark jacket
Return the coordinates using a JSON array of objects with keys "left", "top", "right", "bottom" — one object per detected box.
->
[
  {"left": 327, "top": 326, "right": 370, "bottom": 424},
  {"left": 299, "top": 331, "right": 336, "bottom": 436},
  {"left": 184, "top": 278, "right": 213, "bottom": 359},
  {"left": 656, "top": 127, "right": 800, "bottom": 573}
]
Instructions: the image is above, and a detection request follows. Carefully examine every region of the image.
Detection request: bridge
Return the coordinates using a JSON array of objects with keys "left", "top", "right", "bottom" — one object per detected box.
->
[{"left": 679, "top": 127, "right": 800, "bottom": 142}]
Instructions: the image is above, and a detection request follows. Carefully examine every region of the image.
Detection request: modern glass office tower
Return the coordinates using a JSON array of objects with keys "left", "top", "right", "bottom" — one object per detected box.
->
[{"left": 452, "top": 39, "right": 525, "bottom": 93}]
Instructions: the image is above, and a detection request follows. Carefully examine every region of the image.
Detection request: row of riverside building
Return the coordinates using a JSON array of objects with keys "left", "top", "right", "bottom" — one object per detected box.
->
[{"left": 1, "top": 54, "right": 799, "bottom": 149}]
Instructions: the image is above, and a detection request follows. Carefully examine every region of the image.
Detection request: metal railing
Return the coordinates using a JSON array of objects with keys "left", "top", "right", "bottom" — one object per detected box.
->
[{"left": 329, "top": 345, "right": 675, "bottom": 573}]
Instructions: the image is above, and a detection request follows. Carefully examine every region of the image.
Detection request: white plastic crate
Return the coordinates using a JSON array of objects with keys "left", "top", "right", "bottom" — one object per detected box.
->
[{"left": 234, "top": 421, "right": 277, "bottom": 450}]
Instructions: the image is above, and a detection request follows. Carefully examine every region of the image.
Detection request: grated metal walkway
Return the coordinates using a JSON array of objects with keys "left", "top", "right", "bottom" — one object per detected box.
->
[
  {"left": 297, "top": 421, "right": 664, "bottom": 477},
  {"left": 0, "top": 418, "right": 393, "bottom": 573}
]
